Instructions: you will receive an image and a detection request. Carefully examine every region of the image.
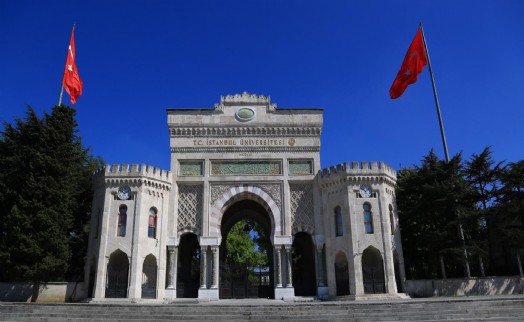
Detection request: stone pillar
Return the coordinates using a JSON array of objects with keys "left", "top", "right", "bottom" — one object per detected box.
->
[
  {"left": 167, "top": 247, "right": 178, "bottom": 288},
  {"left": 285, "top": 246, "right": 293, "bottom": 287},
  {"left": 94, "top": 255, "right": 109, "bottom": 298},
  {"left": 211, "top": 246, "right": 219, "bottom": 288},
  {"left": 276, "top": 246, "right": 283, "bottom": 287},
  {"left": 165, "top": 246, "right": 178, "bottom": 299},
  {"left": 316, "top": 247, "right": 325, "bottom": 286},
  {"left": 353, "top": 253, "right": 364, "bottom": 295},
  {"left": 127, "top": 255, "right": 133, "bottom": 298},
  {"left": 200, "top": 247, "right": 207, "bottom": 288}
]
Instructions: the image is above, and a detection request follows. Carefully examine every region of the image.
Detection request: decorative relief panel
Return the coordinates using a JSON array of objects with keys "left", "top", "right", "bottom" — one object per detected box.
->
[
  {"left": 177, "top": 184, "right": 202, "bottom": 232},
  {"left": 257, "top": 184, "right": 282, "bottom": 210},
  {"left": 169, "top": 127, "right": 321, "bottom": 137},
  {"left": 211, "top": 160, "right": 282, "bottom": 176},
  {"left": 290, "top": 184, "right": 314, "bottom": 233},
  {"left": 210, "top": 183, "right": 282, "bottom": 211},
  {"left": 289, "top": 160, "right": 313, "bottom": 175},
  {"left": 210, "top": 184, "right": 233, "bottom": 206},
  {"left": 179, "top": 161, "right": 203, "bottom": 176}
]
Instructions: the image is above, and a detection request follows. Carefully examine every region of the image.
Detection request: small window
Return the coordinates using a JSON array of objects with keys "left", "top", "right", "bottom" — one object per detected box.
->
[
  {"left": 335, "top": 206, "right": 343, "bottom": 237},
  {"left": 148, "top": 208, "right": 157, "bottom": 239},
  {"left": 389, "top": 204, "right": 395, "bottom": 234},
  {"left": 364, "top": 203, "right": 373, "bottom": 234},
  {"left": 118, "top": 205, "right": 127, "bottom": 237}
]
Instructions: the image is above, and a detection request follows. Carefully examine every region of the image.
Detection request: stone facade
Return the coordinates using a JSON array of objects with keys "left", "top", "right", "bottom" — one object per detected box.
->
[{"left": 83, "top": 93, "right": 405, "bottom": 301}]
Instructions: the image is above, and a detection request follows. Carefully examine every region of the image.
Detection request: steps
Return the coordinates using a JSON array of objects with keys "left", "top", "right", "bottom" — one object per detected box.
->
[{"left": 1, "top": 296, "right": 523, "bottom": 321}]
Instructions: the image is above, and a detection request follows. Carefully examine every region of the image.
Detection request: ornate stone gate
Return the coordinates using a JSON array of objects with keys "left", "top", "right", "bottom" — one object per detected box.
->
[{"left": 85, "top": 93, "right": 406, "bottom": 302}]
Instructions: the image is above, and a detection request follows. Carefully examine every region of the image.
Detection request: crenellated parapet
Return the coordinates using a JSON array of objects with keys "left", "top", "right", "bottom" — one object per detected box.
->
[
  {"left": 317, "top": 161, "right": 397, "bottom": 188},
  {"left": 221, "top": 92, "right": 271, "bottom": 105},
  {"left": 213, "top": 91, "right": 277, "bottom": 112},
  {"left": 93, "top": 164, "right": 172, "bottom": 190}
]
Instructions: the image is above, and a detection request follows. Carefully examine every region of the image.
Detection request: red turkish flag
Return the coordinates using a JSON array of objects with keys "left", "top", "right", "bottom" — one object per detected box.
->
[
  {"left": 62, "top": 28, "right": 83, "bottom": 104},
  {"left": 389, "top": 27, "right": 427, "bottom": 99}
]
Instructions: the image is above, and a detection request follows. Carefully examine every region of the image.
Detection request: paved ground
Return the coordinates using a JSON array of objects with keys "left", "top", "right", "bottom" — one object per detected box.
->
[{"left": 169, "top": 294, "right": 524, "bottom": 306}]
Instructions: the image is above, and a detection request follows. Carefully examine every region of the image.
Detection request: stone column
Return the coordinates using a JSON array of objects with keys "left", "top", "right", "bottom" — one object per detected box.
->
[
  {"left": 316, "top": 246, "right": 325, "bottom": 286},
  {"left": 285, "top": 246, "right": 293, "bottom": 287},
  {"left": 167, "top": 247, "right": 178, "bottom": 288},
  {"left": 200, "top": 247, "right": 207, "bottom": 288},
  {"left": 211, "top": 246, "right": 219, "bottom": 288},
  {"left": 127, "top": 255, "right": 133, "bottom": 298},
  {"left": 95, "top": 255, "right": 109, "bottom": 298},
  {"left": 276, "top": 246, "right": 283, "bottom": 287}
]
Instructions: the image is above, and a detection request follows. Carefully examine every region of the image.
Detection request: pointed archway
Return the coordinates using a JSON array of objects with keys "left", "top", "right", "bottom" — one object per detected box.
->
[
  {"left": 106, "top": 249, "right": 129, "bottom": 298},
  {"left": 219, "top": 199, "right": 274, "bottom": 299},
  {"left": 362, "top": 246, "right": 386, "bottom": 294},
  {"left": 335, "top": 252, "right": 350, "bottom": 296},
  {"left": 142, "top": 254, "right": 157, "bottom": 299}
]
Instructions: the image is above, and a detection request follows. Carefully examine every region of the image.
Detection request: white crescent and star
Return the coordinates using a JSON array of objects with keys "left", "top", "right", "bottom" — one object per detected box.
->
[{"left": 66, "top": 45, "right": 75, "bottom": 72}]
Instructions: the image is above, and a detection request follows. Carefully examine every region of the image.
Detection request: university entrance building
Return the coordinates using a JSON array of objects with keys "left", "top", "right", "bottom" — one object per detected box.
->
[{"left": 84, "top": 93, "right": 406, "bottom": 301}]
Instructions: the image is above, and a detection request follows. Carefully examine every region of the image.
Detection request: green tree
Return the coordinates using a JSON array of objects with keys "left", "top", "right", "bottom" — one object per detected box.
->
[
  {"left": 490, "top": 160, "right": 524, "bottom": 274},
  {"left": 0, "top": 105, "right": 101, "bottom": 289},
  {"left": 397, "top": 150, "right": 475, "bottom": 278},
  {"left": 225, "top": 219, "right": 267, "bottom": 269},
  {"left": 463, "top": 146, "right": 504, "bottom": 275}
]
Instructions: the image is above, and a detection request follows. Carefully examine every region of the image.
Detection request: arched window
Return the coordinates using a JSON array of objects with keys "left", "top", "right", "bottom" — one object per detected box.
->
[
  {"left": 148, "top": 207, "right": 157, "bottom": 238},
  {"left": 117, "top": 205, "right": 127, "bottom": 237},
  {"left": 335, "top": 206, "right": 343, "bottom": 237},
  {"left": 363, "top": 203, "right": 373, "bottom": 234},
  {"left": 389, "top": 204, "right": 395, "bottom": 234}
]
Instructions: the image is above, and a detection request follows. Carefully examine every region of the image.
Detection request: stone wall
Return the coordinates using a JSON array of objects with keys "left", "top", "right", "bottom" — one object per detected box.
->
[
  {"left": 0, "top": 282, "right": 84, "bottom": 302},
  {"left": 405, "top": 276, "right": 524, "bottom": 297}
]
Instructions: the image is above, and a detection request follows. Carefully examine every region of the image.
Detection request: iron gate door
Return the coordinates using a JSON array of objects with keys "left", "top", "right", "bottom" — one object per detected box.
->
[{"left": 220, "top": 264, "right": 271, "bottom": 299}]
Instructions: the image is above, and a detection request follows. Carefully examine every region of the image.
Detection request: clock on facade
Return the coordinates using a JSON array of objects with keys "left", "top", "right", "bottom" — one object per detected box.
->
[
  {"left": 359, "top": 184, "right": 372, "bottom": 198},
  {"left": 117, "top": 186, "right": 131, "bottom": 200}
]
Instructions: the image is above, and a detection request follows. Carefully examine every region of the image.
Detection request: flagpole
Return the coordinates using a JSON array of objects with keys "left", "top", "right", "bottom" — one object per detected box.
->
[
  {"left": 58, "top": 86, "right": 64, "bottom": 106},
  {"left": 58, "top": 24, "right": 75, "bottom": 106},
  {"left": 420, "top": 23, "right": 470, "bottom": 277},
  {"left": 419, "top": 22, "right": 450, "bottom": 163}
]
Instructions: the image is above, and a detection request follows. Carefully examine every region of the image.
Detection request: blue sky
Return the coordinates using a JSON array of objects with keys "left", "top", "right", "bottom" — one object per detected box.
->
[{"left": 1, "top": 0, "right": 523, "bottom": 171}]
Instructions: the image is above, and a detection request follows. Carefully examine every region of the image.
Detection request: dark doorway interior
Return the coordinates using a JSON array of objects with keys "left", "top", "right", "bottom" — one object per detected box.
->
[
  {"left": 292, "top": 232, "right": 317, "bottom": 296},
  {"left": 335, "top": 252, "right": 350, "bottom": 296},
  {"left": 362, "top": 246, "right": 386, "bottom": 294},
  {"left": 106, "top": 249, "right": 129, "bottom": 298},
  {"left": 177, "top": 233, "right": 200, "bottom": 298}
]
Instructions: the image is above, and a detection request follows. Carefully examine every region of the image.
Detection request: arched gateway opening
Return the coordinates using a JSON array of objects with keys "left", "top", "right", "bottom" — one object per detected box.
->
[
  {"left": 219, "top": 199, "right": 274, "bottom": 299},
  {"left": 362, "top": 246, "right": 386, "bottom": 294},
  {"left": 106, "top": 249, "right": 129, "bottom": 298}
]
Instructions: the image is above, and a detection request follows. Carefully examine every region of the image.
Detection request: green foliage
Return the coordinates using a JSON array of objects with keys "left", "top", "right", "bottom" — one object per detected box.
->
[
  {"left": 397, "top": 148, "right": 523, "bottom": 278},
  {"left": 493, "top": 161, "right": 524, "bottom": 250},
  {"left": 225, "top": 219, "right": 268, "bottom": 269},
  {"left": 0, "top": 105, "right": 102, "bottom": 283},
  {"left": 397, "top": 150, "right": 474, "bottom": 278}
]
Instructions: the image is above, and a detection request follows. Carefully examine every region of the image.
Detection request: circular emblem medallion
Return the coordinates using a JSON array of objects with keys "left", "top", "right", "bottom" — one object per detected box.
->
[
  {"left": 359, "top": 185, "right": 372, "bottom": 198},
  {"left": 117, "top": 186, "right": 131, "bottom": 200},
  {"left": 235, "top": 108, "right": 255, "bottom": 122}
]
